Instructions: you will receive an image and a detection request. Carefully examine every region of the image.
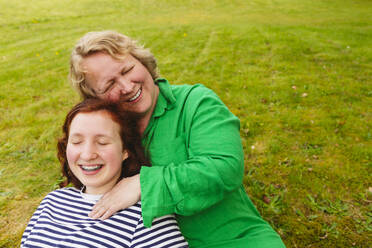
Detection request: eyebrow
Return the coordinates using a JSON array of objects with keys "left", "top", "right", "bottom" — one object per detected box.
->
[
  {"left": 122, "top": 64, "right": 134, "bottom": 71},
  {"left": 98, "top": 78, "right": 115, "bottom": 93},
  {"left": 69, "top": 133, "right": 113, "bottom": 139},
  {"left": 99, "top": 64, "right": 130, "bottom": 88},
  {"left": 110, "top": 63, "right": 132, "bottom": 78}
]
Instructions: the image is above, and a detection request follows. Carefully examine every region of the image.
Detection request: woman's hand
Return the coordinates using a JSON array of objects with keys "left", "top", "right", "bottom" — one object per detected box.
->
[{"left": 89, "top": 174, "right": 141, "bottom": 220}]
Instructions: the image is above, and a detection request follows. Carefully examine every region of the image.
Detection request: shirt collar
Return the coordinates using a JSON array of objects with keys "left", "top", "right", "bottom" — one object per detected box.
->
[{"left": 152, "top": 78, "right": 176, "bottom": 117}]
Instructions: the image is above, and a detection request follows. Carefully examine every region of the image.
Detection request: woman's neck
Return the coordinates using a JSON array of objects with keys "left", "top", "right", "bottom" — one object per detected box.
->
[{"left": 85, "top": 182, "right": 115, "bottom": 195}]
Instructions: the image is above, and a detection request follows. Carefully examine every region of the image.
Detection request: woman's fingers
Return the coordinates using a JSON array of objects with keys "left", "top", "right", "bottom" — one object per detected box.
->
[
  {"left": 89, "top": 193, "right": 121, "bottom": 219},
  {"left": 100, "top": 209, "right": 116, "bottom": 220},
  {"left": 88, "top": 174, "right": 141, "bottom": 220},
  {"left": 89, "top": 204, "right": 107, "bottom": 219}
]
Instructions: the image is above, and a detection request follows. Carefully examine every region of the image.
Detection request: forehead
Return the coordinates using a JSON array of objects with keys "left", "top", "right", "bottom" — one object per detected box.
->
[
  {"left": 81, "top": 53, "right": 134, "bottom": 89},
  {"left": 82, "top": 53, "right": 137, "bottom": 75},
  {"left": 82, "top": 53, "right": 124, "bottom": 70},
  {"left": 69, "top": 111, "right": 120, "bottom": 136}
]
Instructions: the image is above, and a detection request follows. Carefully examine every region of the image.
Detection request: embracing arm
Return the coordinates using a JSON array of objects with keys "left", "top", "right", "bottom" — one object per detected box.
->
[
  {"left": 89, "top": 86, "right": 244, "bottom": 224},
  {"left": 140, "top": 86, "right": 244, "bottom": 227}
]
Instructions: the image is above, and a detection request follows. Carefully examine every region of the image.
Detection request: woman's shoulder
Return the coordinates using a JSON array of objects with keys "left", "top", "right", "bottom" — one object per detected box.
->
[
  {"left": 115, "top": 201, "right": 142, "bottom": 219},
  {"left": 132, "top": 213, "right": 188, "bottom": 247},
  {"left": 45, "top": 187, "right": 79, "bottom": 196},
  {"left": 171, "top": 82, "right": 212, "bottom": 98},
  {"left": 42, "top": 187, "right": 81, "bottom": 202}
]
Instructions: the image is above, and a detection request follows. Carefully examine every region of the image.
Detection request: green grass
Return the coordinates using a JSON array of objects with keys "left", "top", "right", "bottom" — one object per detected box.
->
[{"left": 0, "top": 0, "right": 371, "bottom": 247}]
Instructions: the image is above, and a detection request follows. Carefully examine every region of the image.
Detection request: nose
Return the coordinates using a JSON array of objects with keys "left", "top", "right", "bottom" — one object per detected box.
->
[
  {"left": 116, "top": 77, "right": 135, "bottom": 95},
  {"left": 80, "top": 143, "right": 98, "bottom": 161}
]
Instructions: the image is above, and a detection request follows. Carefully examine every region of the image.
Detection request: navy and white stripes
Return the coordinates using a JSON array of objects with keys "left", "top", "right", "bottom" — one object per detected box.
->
[{"left": 21, "top": 188, "right": 188, "bottom": 247}]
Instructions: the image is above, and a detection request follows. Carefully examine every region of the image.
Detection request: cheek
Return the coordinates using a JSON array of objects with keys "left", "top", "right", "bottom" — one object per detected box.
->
[
  {"left": 135, "top": 70, "right": 152, "bottom": 85},
  {"left": 107, "top": 150, "right": 124, "bottom": 164},
  {"left": 106, "top": 91, "right": 121, "bottom": 102},
  {"left": 66, "top": 145, "right": 79, "bottom": 165},
  {"left": 104, "top": 148, "right": 124, "bottom": 167},
  {"left": 130, "top": 69, "right": 144, "bottom": 81}
]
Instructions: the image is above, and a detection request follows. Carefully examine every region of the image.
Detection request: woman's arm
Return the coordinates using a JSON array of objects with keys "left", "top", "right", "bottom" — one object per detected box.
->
[
  {"left": 140, "top": 85, "right": 244, "bottom": 226},
  {"left": 90, "top": 85, "right": 244, "bottom": 227}
]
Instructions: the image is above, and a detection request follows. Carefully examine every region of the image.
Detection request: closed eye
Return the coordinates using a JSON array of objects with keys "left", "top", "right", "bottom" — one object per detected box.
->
[
  {"left": 70, "top": 141, "right": 82, "bottom": 145},
  {"left": 100, "top": 80, "right": 116, "bottom": 94},
  {"left": 121, "top": 65, "right": 134, "bottom": 75},
  {"left": 97, "top": 138, "right": 111, "bottom": 145}
]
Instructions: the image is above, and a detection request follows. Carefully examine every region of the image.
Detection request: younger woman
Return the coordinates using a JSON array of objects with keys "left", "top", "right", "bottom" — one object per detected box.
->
[{"left": 21, "top": 99, "right": 188, "bottom": 248}]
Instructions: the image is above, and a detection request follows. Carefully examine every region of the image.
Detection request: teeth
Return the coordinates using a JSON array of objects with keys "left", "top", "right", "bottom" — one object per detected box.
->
[
  {"left": 81, "top": 165, "right": 102, "bottom": 171},
  {"left": 129, "top": 88, "right": 141, "bottom": 101}
]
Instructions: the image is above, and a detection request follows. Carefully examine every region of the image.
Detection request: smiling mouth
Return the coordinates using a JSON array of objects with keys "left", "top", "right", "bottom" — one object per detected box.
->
[
  {"left": 80, "top": 164, "right": 103, "bottom": 172},
  {"left": 128, "top": 88, "right": 142, "bottom": 102}
]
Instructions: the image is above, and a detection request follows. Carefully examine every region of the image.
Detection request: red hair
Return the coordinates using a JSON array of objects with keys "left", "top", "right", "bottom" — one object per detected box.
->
[{"left": 57, "top": 98, "right": 150, "bottom": 189}]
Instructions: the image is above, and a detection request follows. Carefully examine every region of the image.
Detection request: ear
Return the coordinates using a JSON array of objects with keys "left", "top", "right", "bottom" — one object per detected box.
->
[{"left": 122, "top": 150, "right": 129, "bottom": 161}]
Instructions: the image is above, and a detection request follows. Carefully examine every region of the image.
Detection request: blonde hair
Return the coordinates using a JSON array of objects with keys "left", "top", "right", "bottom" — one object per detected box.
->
[{"left": 69, "top": 31, "right": 159, "bottom": 98}]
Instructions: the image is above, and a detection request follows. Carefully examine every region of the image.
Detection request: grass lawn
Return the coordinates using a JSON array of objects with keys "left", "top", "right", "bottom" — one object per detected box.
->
[{"left": 0, "top": 0, "right": 371, "bottom": 247}]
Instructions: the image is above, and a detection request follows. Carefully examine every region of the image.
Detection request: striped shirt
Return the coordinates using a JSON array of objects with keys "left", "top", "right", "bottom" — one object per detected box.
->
[{"left": 21, "top": 188, "right": 188, "bottom": 248}]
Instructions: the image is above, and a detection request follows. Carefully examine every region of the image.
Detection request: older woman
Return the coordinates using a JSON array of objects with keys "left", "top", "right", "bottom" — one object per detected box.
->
[
  {"left": 21, "top": 99, "right": 188, "bottom": 248},
  {"left": 68, "top": 31, "right": 286, "bottom": 248}
]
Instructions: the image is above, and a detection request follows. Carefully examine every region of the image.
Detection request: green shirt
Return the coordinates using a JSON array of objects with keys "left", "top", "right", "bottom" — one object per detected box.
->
[{"left": 140, "top": 79, "right": 285, "bottom": 248}]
